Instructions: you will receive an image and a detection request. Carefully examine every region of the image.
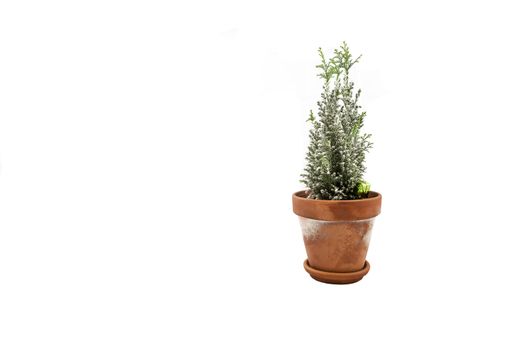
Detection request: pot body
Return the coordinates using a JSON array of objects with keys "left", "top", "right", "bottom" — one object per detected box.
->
[
  {"left": 300, "top": 216, "right": 374, "bottom": 272},
  {"left": 293, "top": 190, "right": 381, "bottom": 273}
]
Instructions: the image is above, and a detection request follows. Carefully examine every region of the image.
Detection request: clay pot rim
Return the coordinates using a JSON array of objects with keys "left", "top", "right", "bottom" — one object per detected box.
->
[
  {"left": 293, "top": 190, "right": 381, "bottom": 203},
  {"left": 292, "top": 189, "right": 382, "bottom": 221}
]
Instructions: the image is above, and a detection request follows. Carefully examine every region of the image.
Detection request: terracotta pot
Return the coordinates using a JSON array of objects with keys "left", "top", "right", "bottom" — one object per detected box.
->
[{"left": 292, "top": 190, "right": 382, "bottom": 284}]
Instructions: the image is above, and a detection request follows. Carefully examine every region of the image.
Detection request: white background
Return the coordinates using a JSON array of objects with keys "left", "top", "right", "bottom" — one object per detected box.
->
[{"left": 1, "top": 1, "right": 524, "bottom": 349}]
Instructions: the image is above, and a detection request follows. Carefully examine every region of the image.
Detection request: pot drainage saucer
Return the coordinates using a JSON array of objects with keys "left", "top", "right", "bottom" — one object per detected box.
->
[{"left": 303, "top": 260, "right": 370, "bottom": 284}]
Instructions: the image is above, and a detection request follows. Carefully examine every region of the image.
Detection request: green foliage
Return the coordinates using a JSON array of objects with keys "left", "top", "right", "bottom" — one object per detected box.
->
[{"left": 301, "top": 42, "right": 372, "bottom": 200}]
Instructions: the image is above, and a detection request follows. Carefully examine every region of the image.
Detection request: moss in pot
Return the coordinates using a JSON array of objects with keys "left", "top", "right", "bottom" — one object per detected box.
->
[{"left": 292, "top": 42, "right": 382, "bottom": 284}]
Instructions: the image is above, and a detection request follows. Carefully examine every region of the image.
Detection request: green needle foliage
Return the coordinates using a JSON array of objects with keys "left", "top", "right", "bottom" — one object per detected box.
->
[{"left": 301, "top": 42, "right": 372, "bottom": 200}]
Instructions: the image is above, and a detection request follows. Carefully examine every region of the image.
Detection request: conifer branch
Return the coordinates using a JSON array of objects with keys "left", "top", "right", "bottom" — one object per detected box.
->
[{"left": 301, "top": 42, "right": 372, "bottom": 200}]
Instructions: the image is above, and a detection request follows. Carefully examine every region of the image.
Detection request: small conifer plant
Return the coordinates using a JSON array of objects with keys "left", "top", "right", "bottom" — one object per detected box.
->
[{"left": 301, "top": 42, "right": 372, "bottom": 200}]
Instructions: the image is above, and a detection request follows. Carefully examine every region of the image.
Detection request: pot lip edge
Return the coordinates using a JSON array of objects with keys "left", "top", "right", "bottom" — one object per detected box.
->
[{"left": 292, "top": 190, "right": 382, "bottom": 203}]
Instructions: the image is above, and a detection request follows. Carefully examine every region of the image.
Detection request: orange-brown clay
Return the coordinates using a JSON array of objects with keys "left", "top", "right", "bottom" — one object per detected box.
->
[
  {"left": 292, "top": 190, "right": 382, "bottom": 283},
  {"left": 300, "top": 217, "right": 374, "bottom": 272},
  {"left": 303, "top": 260, "right": 370, "bottom": 284},
  {"left": 292, "top": 190, "right": 381, "bottom": 221}
]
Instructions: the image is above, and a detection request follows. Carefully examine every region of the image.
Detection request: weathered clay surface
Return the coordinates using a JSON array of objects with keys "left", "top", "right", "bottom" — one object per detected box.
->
[
  {"left": 300, "top": 217, "right": 374, "bottom": 272},
  {"left": 292, "top": 190, "right": 382, "bottom": 276}
]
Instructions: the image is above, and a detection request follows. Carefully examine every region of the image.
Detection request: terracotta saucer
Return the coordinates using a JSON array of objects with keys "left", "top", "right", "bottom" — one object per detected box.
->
[{"left": 303, "top": 260, "right": 370, "bottom": 284}]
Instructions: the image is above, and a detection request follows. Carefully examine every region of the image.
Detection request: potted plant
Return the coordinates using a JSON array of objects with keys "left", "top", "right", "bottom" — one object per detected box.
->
[{"left": 293, "top": 42, "right": 382, "bottom": 284}]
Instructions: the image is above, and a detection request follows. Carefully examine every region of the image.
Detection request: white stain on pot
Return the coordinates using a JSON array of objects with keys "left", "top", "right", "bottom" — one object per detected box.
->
[
  {"left": 298, "top": 217, "right": 323, "bottom": 239},
  {"left": 362, "top": 224, "right": 373, "bottom": 247},
  {"left": 299, "top": 216, "right": 375, "bottom": 244}
]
